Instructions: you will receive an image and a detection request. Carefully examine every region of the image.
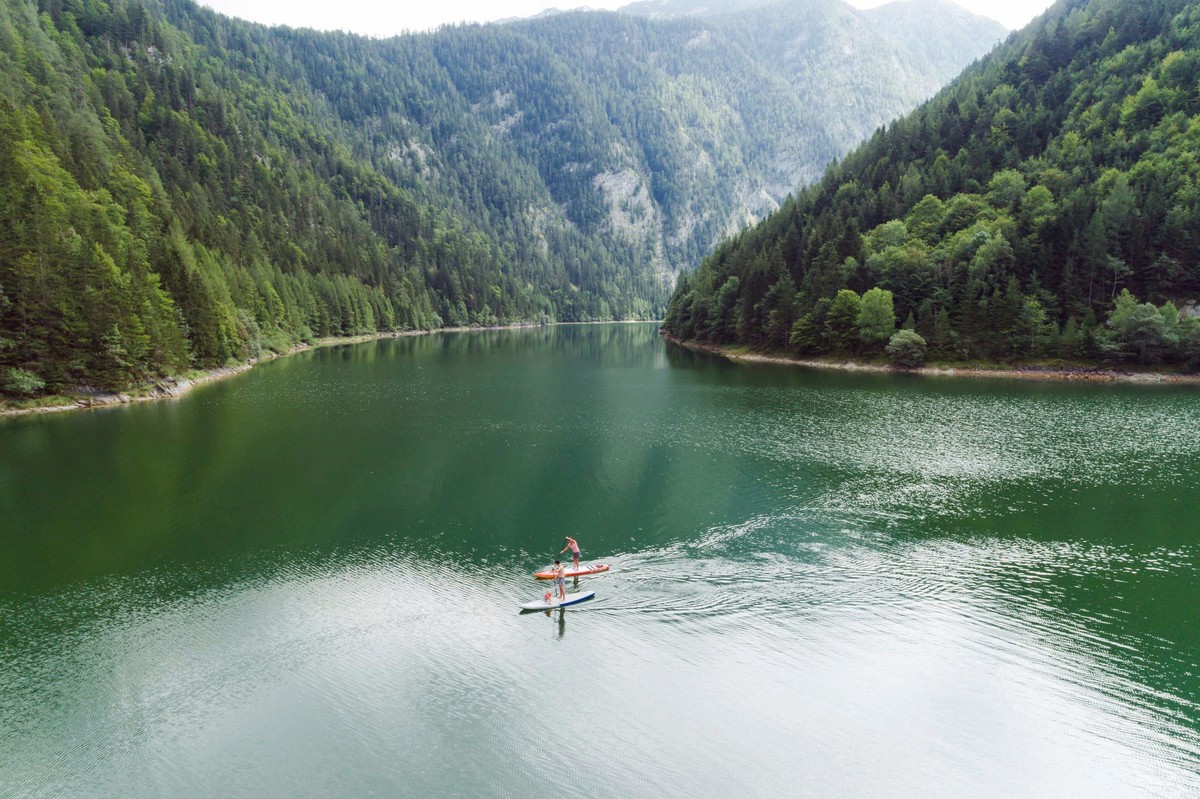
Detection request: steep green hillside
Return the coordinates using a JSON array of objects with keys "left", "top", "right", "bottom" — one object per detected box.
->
[
  {"left": 0, "top": 0, "right": 1000, "bottom": 398},
  {"left": 665, "top": 0, "right": 1200, "bottom": 369},
  {"left": 0, "top": 0, "right": 594, "bottom": 395}
]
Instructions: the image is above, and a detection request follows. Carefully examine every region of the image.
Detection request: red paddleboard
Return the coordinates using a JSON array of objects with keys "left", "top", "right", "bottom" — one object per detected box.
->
[{"left": 534, "top": 564, "right": 610, "bottom": 580}]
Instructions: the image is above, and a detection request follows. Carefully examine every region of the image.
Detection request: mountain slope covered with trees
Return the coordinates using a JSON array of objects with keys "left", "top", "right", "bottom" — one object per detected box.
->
[
  {"left": 0, "top": 0, "right": 1001, "bottom": 397},
  {"left": 665, "top": 0, "right": 1200, "bottom": 370}
]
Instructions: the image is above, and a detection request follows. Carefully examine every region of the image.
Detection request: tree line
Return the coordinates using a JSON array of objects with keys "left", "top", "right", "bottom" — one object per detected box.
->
[
  {"left": 665, "top": 0, "right": 1200, "bottom": 371},
  {"left": 0, "top": 0, "right": 1004, "bottom": 396}
]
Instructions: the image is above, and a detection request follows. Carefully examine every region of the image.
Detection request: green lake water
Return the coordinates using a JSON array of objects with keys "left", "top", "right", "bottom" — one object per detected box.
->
[{"left": 1, "top": 323, "right": 1198, "bottom": 797}]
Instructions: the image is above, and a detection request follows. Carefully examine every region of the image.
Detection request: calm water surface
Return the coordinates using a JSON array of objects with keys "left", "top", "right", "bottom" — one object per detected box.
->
[{"left": 2, "top": 324, "right": 1198, "bottom": 797}]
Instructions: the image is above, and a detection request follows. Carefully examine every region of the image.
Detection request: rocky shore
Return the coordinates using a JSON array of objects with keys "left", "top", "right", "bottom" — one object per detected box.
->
[
  {"left": 0, "top": 322, "right": 658, "bottom": 418},
  {"left": 0, "top": 328, "right": 460, "bottom": 417},
  {"left": 2, "top": 355, "right": 275, "bottom": 418},
  {"left": 662, "top": 333, "right": 1200, "bottom": 386}
]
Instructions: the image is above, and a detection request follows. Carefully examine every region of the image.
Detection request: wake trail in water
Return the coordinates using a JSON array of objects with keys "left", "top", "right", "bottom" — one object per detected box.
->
[{"left": 585, "top": 513, "right": 1200, "bottom": 778}]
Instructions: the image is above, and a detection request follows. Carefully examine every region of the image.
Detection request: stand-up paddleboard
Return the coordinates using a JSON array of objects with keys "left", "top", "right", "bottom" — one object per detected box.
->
[
  {"left": 534, "top": 564, "right": 610, "bottom": 580},
  {"left": 520, "top": 591, "right": 595, "bottom": 611}
]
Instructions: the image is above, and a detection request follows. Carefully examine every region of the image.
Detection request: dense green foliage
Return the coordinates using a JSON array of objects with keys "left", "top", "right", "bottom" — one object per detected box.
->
[
  {"left": 0, "top": 0, "right": 1000, "bottom": 395},
  {"left": 0, "top": 0, "right": 523, "bottom": 392},
  {"left": 665, "top": 0, "right": 1200, "bottom": 370}
]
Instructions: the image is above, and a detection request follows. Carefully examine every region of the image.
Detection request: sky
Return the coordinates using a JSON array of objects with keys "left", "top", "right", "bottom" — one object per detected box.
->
[{"left": 198, "top": 0, "right": 1055, "bottom": 38}]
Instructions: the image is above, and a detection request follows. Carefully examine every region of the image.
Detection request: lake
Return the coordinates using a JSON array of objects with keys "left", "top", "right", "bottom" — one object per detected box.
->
[{"left": 2, "top": 323, "right": 1198, "bottom": 797}]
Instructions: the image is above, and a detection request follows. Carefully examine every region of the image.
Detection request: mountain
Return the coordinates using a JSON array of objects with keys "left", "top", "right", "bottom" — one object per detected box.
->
[
  {"left": 618, "top": 0, "right": 775, "bottom": 17},
  {"left": 861, "top": 0, "right": 1011, "bottom": 82},
  {"left": 664, "top": 0, "right": 1200, "bottom": 369},
  {"left": 619, "top": 0, "right": 1008, "bottom": 156},
  {"left": 702, "top": 0, "right": 1005, "bottom": 160},
  {"left": 0, "top": 0, "right": 1000, "bottom": 397}
]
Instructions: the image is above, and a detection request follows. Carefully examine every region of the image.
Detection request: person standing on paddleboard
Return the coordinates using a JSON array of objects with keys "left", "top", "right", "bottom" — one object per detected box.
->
[
  {"left": 560, "top": 536, "right": 581, "bottom": 570},
  {"left": 554, "top": 560, "right": 567, "bottom": 601}
]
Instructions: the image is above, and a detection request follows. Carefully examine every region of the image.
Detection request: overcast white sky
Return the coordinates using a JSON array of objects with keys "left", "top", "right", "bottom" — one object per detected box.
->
[{"left": 198, "top": 0, "right": 1054, "bottom": 37}]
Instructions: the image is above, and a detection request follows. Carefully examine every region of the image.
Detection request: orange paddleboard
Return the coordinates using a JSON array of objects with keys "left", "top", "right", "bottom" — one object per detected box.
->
[{"left": 534, "top": 564, "right": 610, "bottom": 580}]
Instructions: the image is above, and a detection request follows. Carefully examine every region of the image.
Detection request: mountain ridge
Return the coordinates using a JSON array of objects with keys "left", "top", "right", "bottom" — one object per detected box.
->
[{"left": 0, "top": 0, "right": 1001, "bottom": 396}]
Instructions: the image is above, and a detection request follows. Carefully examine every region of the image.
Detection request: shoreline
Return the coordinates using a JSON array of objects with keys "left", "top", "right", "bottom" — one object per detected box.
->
[
  {"left": 0, "top": 331, "right": 406, "bottom": 418},
  {"left": 1, "top": 321, "right": 659, "bottom": 418},
  {"left": 663, "top": 334, "right": 1200, "bottom": 386}
]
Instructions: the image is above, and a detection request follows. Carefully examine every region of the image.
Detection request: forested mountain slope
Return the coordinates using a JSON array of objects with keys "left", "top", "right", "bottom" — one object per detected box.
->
[
  {"left": 620, "top": 0, "right": 1006, "bottom": 166},
  {"left": 862, "top": 0, "right": 1010, "bottom": 83},
  {"left": 0, "top": 0, "right": 1000, "bottom": 397},
  {"left": 618, "top": 0, "right": 775, "bottom": 17},
  {"left": 665, "top": 0, "right": 1200, "bottom": 369},
  {"left": 620, "top": 0, "right": 1004, "bottom": 86}
]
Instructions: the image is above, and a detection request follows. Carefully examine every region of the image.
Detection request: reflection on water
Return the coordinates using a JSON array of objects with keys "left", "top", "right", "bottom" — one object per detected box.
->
[{"left": 1, "top": 324, "right": 1198, "bottom": 797}]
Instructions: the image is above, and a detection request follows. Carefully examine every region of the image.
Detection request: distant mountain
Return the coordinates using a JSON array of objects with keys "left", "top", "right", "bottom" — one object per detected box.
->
[
  {"left": 703, "top": 0, "right": 1005, "bottom": 158},
  {"left": 664, "top": 0, "right": 1200, "bottom": 370},
  {"left": 618, "top": 0, "right": 775, "bottom": 18},
  {"left": 861, "top": 0, "right": 1011, "bottom": 81},
  {"left": 0, "top": 0, "right": 1001, "bottom": 396}
]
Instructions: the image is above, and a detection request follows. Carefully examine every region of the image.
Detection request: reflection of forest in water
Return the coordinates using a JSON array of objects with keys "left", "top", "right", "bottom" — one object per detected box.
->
[{"left": 329, "top": 322, "right": 670, "bottom": 368}]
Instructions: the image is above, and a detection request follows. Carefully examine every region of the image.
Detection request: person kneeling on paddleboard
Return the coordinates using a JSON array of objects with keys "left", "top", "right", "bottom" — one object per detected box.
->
[
  {"left": 554, "top": 560, "right": 566, "bottom": 601},
  {"left": 561, "top": 536, "right": 581, "bottom": 570}
]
